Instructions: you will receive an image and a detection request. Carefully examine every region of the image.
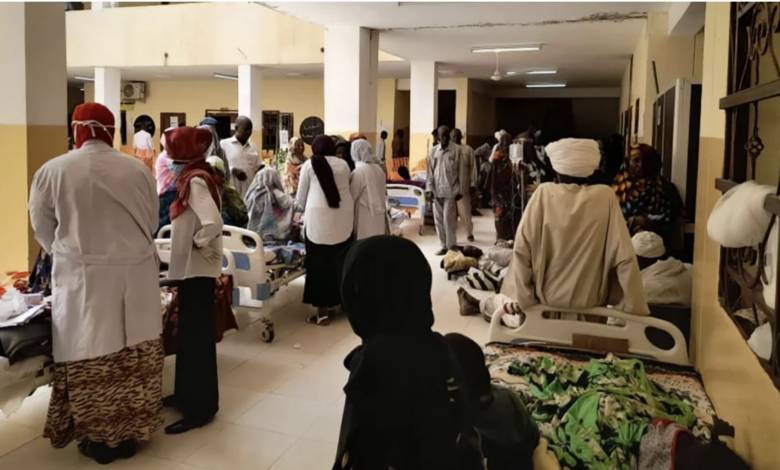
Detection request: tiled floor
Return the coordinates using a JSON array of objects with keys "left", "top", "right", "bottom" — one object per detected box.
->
[{"left": 0, "top": 211, "right": 497, "bottom": 470}]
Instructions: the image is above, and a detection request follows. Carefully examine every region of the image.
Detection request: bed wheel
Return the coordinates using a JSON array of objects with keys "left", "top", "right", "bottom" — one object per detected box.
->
[
  {"left": 418, "top": 227, "right": 425, "bottom": 236},
  {"left": 261, "top": 324, "right": 275, "bottom": 343}
]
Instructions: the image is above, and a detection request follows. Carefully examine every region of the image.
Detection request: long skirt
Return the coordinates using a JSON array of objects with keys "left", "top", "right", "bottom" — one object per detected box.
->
[
  {"left": 44, "top": 338, "right": 164, "bottom": 448},
  {"left": 303, "top": 235, "right": 353, "bottom": 308},
  {"left": 174, "top": 277, "right": 219, "bottom": 421},
  {"left": 135, "top": 148, "right": 156, "bottom": 174}
]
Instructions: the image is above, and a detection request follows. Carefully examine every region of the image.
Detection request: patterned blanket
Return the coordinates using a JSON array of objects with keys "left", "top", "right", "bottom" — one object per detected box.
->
[{"left": 484, "top": 343, "right": 715, "bottom": 470}]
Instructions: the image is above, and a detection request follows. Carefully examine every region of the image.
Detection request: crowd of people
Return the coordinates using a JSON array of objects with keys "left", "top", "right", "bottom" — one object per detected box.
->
[{"left": 26, "top": 100, "right": 724, "bottom": 469}]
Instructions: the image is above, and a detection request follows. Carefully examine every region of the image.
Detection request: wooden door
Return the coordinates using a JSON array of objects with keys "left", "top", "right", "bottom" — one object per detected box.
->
[
  {"left": 160, "top": 112, "right": 186, "bottom": 132},
  {"left": 205, "top": 109, "right": 238, "bottom": 140}
]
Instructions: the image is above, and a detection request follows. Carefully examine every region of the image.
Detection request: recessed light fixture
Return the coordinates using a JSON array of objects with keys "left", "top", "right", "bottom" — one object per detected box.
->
[
  {"left": 214, "top": 73, "right": 238, "bottom": 81},
  {"left": 525, "top": 83, "right": 567, "bottom": 88},
  {"left": 506, "top": 71, "right": 518, "bottom": 76},
  {"left": 471, "top": 44, "right": 542, "bottom": 54},
  {"left": 75, "top": 76, "right": 94, "bottom": 82},
  {"left": 526, "top": 70, "right": 558, "bottom": 75}
]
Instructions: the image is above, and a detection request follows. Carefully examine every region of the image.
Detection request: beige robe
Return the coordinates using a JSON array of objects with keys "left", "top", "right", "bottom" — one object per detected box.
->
[{"left": 501, "top": 183, "right": 649, "bottom": 316}]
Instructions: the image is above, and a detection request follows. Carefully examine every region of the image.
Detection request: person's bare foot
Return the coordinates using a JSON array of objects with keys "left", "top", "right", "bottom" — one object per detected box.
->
[{"left": 457, "top": 287, "right": 481, "bottom": 316}]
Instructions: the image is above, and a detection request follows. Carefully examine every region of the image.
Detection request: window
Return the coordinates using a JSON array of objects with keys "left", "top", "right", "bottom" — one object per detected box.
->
[{"left": 716, "top": 2, "right": 780, "bottom": 389}]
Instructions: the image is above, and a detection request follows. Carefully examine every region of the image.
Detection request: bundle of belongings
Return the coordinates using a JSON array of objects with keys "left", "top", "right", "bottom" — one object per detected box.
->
[
  {"left": 706, "top": 181, "right": 776, "bottom": 361},
  {"left": 0, "top": 251, "right": 54, "bottom": 416},
  {"left": 440, "top": 246, "right": 483, "bottom": 278}
]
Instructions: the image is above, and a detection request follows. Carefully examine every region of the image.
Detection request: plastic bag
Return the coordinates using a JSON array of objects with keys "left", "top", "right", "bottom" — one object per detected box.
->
[{"left": 0, "top": 289, "right": 27, "bottom": 320}]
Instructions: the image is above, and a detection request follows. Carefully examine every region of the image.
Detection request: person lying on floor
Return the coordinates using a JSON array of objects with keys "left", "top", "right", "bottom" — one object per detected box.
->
[
  {"left": 444, "top": 333, "right": 539, "bottom": 470},
  {"left": 334, "top": 236, "right": 483, "bottom": 470},
  {"left": 458, "top": 138, "right": 649, "bottom": 322},
  {"left": 632, "top": 231, "right": 692, "bottom": 307}
]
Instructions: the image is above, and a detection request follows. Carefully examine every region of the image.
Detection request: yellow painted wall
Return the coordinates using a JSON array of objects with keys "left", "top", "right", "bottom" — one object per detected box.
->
[
  {"left": 454, "top": 78, "right": 469, "bottom": 142},
  {"left": 619, "top": 13, "right": 698, "bottom": 143},
  {"left": 691, "top": 4, "right": 780, "bottom": 468},
  {"left": 67, "top": 3, "right": 325, "bottom": 68}
]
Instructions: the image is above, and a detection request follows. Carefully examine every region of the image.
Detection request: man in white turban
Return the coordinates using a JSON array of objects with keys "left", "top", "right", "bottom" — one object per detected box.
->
[
  {"left": 499, "top": 138, "right": 649, "bottom": 316},
  {"left": 632, "top": 231, "right": 692, "bottom": 306}
]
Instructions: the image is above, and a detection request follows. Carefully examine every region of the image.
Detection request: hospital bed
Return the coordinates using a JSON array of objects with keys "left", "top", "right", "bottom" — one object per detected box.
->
[
  {"left": 484, "top": 304, "right": 716, "bottom": 466},
  {"left": 156, "top": 225, "right": 306, "bottom": 343},
  {"left": 387, "top": 184, "right": 427, "bottom": 236}
]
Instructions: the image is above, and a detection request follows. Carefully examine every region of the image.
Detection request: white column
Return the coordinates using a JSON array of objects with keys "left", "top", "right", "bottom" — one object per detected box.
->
[
  {"left": 409, "top": 61, "right": 438, "bottom": 169},
  {"left": 324, "top": 25, "right": 379, "bottom": 141},
  {"left": 238, "top": 65, "right": 263, "bottom": 126},
  {"left": 94, "top": 67, "right": 121, "bottom": 137}
]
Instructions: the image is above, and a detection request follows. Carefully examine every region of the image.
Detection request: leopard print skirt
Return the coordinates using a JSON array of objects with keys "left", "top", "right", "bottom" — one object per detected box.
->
[{"left": 43, "top": 338, "right": 165, "bottom": 448}]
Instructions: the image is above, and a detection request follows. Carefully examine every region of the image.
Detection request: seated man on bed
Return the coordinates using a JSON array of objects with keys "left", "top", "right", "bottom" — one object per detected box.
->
[{"left": 460, "top": 138, "right": 649, "bottom": 322}]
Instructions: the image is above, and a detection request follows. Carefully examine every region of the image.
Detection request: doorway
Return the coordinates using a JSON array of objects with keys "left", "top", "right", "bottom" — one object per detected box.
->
[
  {"left": 205, "top": 109, "right": 238, "bottom": 140},
  {"left": 437, "top": 90, "right": 456, "bottom": 129}
]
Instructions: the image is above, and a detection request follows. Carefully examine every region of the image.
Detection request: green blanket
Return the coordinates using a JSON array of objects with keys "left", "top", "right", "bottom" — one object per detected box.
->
[{"left": 509, "top": 355, "right": 698, "bottom": 470}]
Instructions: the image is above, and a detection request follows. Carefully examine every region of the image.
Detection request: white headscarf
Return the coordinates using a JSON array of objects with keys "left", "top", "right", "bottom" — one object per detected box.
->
[
  {"left": 632, "top": 231, "right": 665, "bottom": 258},
  {"left": 351, "top": 139, "right": 380, "bottom": 165},
  {"left": 707, "top": 180, "right": 775, "bottom": 248},
  {"left": 544, "top": 138, "right": 600, "bottom": 178}
]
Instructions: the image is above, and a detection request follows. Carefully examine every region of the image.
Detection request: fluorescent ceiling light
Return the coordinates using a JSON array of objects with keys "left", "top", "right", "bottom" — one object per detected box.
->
[
  {"left": 214, "top": 73, "right": 238, "bottom": 81},
  {"left": 506, "top": 71, "right": 518, "bottom": 76},
  {"left": 472, "top": 44, "right": 542, "bottom": 53},
  {"left": 526, "top": 70, "right": 557, "bottom": 75},
  {"left": 525, "top": 83, "right": 567, "bottom": 88},
  {"left": 75, "top": 76, "right": 94, "bottom": 82}
]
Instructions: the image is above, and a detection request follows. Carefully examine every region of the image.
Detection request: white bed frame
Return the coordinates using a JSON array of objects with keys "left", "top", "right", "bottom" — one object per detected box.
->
[
  {"left": 156, "top": 225, "right": 306, "bottom": 342},
  {"left": 487, "top": 304, "right": 690, "bottom": 366},
  {"left": 387, "top": 184, "right": 427, "bottom": 236}
]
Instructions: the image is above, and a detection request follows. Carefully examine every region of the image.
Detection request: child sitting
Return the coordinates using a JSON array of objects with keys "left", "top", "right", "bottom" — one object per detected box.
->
[{"left": 444, "top": 333, "right": 539, "bottom": 470}]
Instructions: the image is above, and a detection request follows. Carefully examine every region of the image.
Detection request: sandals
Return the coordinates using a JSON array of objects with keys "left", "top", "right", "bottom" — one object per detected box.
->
[{"left": 307, "top": 312, "right": 331, "bottom": 326}]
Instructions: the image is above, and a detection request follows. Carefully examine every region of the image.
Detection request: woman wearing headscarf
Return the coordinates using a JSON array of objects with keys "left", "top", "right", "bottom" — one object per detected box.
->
[
  {"left": 612, "top": 143, "right": 684, "bottom": 241},
  {"left": 334, "top": 236, "right": 483, "bottom": 470},
  {"left": 133, "top": 120, "right": 156, "bottom": 173},
  {"left": 335, "top": 138, "right": 356, "bottom": 172},
  {"left": 486, "top": 131, "right": 523, "bottom": 241},
  {"left": 297, "top": 135, "right": 355, "bottom": 325},
  {"left": 163, "top": 127, "right": 224, "bottom": 435},
  {"left": 350, "top": 139, "right": 387, "bottom": 239},
  {"left": 156, "top": 126, "right": 176, "bottom": 195},
  {"left": 157, "top": 127, "right": 183, "bottom": 234},
  {"left": 207, "top": 156, "right": 248, "bottom": 228},
  {"left": 199, "top": 118, "right": 230, "bottom": 183},
  {"left": 30, "top": 103, "right": 163, "bottom": 464},
  {"left": 245, "top": 167, "right": 303, "bottom": 244},
  {"left": 284, "top": 136, "right": 307, "bottom": 195}
]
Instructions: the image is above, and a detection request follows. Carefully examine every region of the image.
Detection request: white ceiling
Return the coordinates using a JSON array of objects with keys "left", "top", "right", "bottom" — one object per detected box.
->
[{"left": 264, "top": 1, "right": 673, "bottom": 87}]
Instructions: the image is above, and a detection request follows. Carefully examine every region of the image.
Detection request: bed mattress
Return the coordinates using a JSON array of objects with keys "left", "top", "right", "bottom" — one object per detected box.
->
[{"left": 263, "top": 243, "right": 306, "bottom": 267}]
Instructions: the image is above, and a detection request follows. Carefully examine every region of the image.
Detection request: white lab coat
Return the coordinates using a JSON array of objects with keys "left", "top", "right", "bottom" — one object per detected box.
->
[
  {"left": 133, "top": 130, "right": 154, "bottom": 150},
  {"left": 221, "top": 136, "right": 261, "bottom": 199},
  {"left": 28, "top": 140, "right": 162, "bottom": 363}
]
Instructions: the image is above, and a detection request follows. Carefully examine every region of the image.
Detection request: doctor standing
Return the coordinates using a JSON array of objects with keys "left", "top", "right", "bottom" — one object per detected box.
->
[
  {"left": 29, "top": 103, "right": 163, "bottom": 465},
  {"left": 221, "top": 116, "right": 261, "bottom": 199}
]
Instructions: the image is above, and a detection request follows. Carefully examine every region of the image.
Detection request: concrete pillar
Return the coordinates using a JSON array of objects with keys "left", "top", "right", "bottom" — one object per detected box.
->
[
  {"left": 324, "top": 25, "right": 379, "bottom": 144},
  {"left": 94, "top": 67, "right": 121, "bottom": 147},
  {"left": 238, "top": 65, "right": 263, "bottom": 148},
  {"left": 0, "top": 3, "right": 67, "bottom": 270},
  {"left": 409, "top": 61, "right": 438, "bottom": 171}
]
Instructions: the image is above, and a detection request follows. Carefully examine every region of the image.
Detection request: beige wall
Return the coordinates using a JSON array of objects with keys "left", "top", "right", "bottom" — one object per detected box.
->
[
  {"left": 691, "top": 4, "right": 780, "bottom": 469},
  {"left": 67, "top": 3, "right": 325, "bottom": 68},
  {"left": 467, "top": 80, "right": 496, "bottom": 148},
  {"left": 619, "top": 12, "right": 699, "bottom": 143}
]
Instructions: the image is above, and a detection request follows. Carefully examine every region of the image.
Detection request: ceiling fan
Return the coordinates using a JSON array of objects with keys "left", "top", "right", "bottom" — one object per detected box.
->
[{"left": 489, "top": 52, "right": 511, "bottom": 82}]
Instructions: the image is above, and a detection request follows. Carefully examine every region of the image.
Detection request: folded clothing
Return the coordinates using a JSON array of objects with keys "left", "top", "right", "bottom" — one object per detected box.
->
[
  {"left": 441, "top": 250, "right": 478, "bottom": 273},
  {"left": 484, "top": 246, "right": 513, "bottom": 268}
]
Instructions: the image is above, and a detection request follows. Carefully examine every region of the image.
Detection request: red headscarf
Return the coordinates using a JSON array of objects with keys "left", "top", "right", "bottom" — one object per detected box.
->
[
  {"left": 71, "top": 103, "right": 115, "bottom": 148},
  {"left": 166, "top": 127, "right": 223, "bottom": 220}
]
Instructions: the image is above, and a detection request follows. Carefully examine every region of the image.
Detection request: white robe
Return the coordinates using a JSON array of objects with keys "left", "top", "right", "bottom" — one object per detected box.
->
[
  {"left": 221, "top": 136, "right": 261, "bottom": 199},
  {"left": 351, "top": 161, "right": 387, "bottom": 239},
  {"left": 501, "top": 183, "right": 649, "bottom": 316},
  {"left": 28, "top": 140, "right": 162, "bottom": 363}
]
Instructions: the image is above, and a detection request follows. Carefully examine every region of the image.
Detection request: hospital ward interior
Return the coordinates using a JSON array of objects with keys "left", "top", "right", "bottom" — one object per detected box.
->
[{"left": 2, "top": 1, "right": 780, "bottom": 469}]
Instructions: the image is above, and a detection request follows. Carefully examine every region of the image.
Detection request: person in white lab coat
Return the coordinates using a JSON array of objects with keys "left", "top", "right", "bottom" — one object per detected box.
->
[
  {"left": 350, "top": 139, "right": 387, "bottom": 239},
  {"left": 162, "top": 127, "right": 224, "bottom": 435},
  {"left": 220, "top": 116, "right": 261, "bottom": 199},
  {"left": 28, "top": 103, "right": 163, "bottom": 464}
]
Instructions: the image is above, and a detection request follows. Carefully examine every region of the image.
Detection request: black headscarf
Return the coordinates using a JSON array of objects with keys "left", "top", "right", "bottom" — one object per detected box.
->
[
  {"left": 335, "top": 236, "right": 482, "bottom": 470},
  {"left": 311, "top": 135, "right": 341, "bottom": 208}
]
